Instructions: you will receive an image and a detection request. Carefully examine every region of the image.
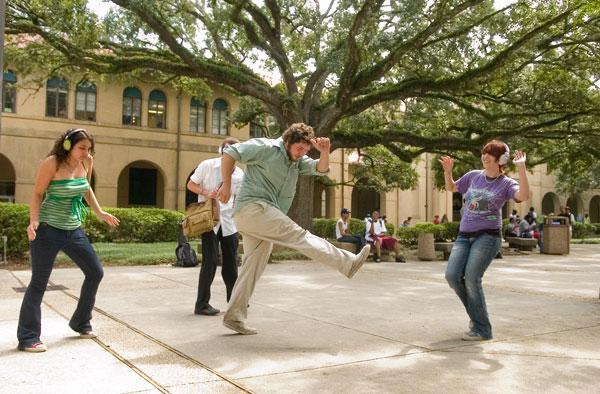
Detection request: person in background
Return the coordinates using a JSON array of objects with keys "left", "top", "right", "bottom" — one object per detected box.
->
[
  {"left": 433, "top": 215, "right": 441, "bottom": 224},
  {"left": 365, "top": 210, "right": 406, "bottom": 263},
  {"left": 528, "top": 206, "right": 537, "bottom": 221},
  {"left": 187, "top": 137, "right": 244, "bottom": 316},
  {"left": 401, "top": 217, "right": 412, "bottom": 227},
  {"left": 441, "top": 214, "right": 449, "bottom": 224},
  {"left": 18, "top": 129, "right": 120, "bottom": 353},
  {"left": 439, "top": 139, "right": 530, "bottom": 341},
  {"left": 335, "top": 208, "right": 365, "bottom": 253}
]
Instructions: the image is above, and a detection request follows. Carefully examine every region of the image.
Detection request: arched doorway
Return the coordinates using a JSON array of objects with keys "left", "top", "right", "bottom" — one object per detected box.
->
[
  {"left": 542, "top": 192, "right": 559, "bottom": 215},
  {"left": 452, "top": 192, "right": 463, "bottom": 222},
  {"left": 351, "top": 179, "right": 380, "bottom": 221},
  {"left": 566, "top": 195, "right": 583, "bottom": 220},
  {"left": 590, "top": 196, "right": 600, "bottom": 223},
  {"left": 0, "top": 154, "right": 16, "bottom": 202},
  {"left": 117, "top": 161, "right": 165, "bottom": 208}
]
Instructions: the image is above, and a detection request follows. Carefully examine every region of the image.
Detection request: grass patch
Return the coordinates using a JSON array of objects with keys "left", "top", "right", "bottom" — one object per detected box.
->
[
  {"left": 571, "top": 238, "right": 600, "bottom": 244},
  {"left": 55, "top": 242, "right": 178, "bottom": 266}
]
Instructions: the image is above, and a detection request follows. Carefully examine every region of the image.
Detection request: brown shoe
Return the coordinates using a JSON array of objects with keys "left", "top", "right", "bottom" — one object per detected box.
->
[
  {"left": 223, "top": 319, "right": 257, "bottom": 335},
  {"left": 347, "top": 244, "right": 371, "bottom": 279}
]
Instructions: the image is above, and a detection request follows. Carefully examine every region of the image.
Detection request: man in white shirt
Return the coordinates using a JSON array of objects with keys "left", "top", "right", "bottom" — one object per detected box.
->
[{"left": 187, "top": 138, "right": 244, "bottom": 316}]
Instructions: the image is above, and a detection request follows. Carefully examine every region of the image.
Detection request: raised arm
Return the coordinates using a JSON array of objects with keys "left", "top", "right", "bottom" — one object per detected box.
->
[
  {"left": 439, "top": 156, "right": 457, "bottom": 192},
  {"left": 512, "top": 150, "right": 530, "bottom": 202},
  {"left": 311, "top": 137, "right": 330, "bottom": 173}
]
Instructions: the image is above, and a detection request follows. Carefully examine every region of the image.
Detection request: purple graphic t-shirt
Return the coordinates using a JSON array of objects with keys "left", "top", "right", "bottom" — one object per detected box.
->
[{"left": 455, "top": 170, "right": 519, "bottom": 233}]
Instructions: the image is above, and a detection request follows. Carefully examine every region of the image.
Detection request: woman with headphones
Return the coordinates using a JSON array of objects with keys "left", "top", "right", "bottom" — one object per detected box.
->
[
  {"left": 17, "top": 129, "right": 119, "bottom": 352},
  {"left": 438, "top": 140, "right": 529, "bottom": 341}
]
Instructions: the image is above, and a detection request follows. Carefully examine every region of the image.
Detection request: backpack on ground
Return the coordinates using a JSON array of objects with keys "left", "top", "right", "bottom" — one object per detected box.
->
[{"left": 174, "top": 223, "right": 198, "bottom": 267}]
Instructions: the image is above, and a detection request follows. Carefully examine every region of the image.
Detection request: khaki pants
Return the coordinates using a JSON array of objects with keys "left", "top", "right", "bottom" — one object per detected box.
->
[{"left": 224, "top": 202, "right": 357, "bottom": 323}]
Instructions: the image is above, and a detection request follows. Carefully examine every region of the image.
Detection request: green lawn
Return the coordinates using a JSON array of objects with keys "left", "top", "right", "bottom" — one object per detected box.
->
[
  {"left": 55, "top": 242, "right": 179, "bottom": 266},
  {"left": 53, "top": 241, "right": 309, "bottom": 267}
]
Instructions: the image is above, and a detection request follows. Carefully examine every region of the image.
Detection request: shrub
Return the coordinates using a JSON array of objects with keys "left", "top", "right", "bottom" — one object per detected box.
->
[
  {"left": 0, "top": 203, "right": 29, "bottom": 256},
  {"left": 572, "top": 222, "right": 596, "bottom": 239},
  {"left": 396, "top": 222, "right": 459, "bottom": 246},
  {"left": 0, "top": 203, "right": 184, "bottom": 256},
  {"left": 312, "top": 218, "right": 367, "bottom": 239}
]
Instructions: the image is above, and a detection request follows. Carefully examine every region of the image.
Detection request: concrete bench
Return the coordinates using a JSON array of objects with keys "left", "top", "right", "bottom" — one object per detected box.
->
[
  {"left": 434, "top": 242, "right": 454, "bottom": 260},
  {"left": 329, "top": 240, "right": 360, "bottom": 253},
  {"left": 506, "top": 237, "right": 538, "bottom": 251}
]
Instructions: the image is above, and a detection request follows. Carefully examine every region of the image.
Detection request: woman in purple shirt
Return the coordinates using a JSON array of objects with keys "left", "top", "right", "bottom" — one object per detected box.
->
[{"left": 439, "top": 140, "right": 530, "bottom": 341}]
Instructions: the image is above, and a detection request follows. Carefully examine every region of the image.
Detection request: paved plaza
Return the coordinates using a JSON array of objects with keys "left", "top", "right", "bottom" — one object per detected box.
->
[{"left": 1, "top": 244, "right": 599, "bottom": 393}]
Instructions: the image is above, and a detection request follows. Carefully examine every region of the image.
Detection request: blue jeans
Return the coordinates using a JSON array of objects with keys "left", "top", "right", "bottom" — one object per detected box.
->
[
  {"left": 445, "top": 233, "right": 501, "bottom": 339},
  {"left": 337, "top": 234, "right": 365, "bottom": 253},
  {"left": 17, "top": 224, "right": 103, "bottom": 348}
]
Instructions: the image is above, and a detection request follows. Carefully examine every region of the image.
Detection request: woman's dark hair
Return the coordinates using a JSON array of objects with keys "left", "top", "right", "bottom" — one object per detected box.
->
[
  {"left": 49, "top": 128, "right": 95, "bottom": 168},
  {"left": 282, "top": 123, "right": 315, "bottom": 145}
]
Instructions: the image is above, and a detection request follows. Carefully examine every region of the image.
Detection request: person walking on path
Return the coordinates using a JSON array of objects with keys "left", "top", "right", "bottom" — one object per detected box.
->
[
  {"left": 217, "top": 123, "right": 370, "bottom": 335},
  {"left": 18, "top": 129, "right": 120, "bottom": 352},
  {"left": 187, "top": 138, "right": 244, "bottom": 316},
  {"left": 439, "top": 140, "right": 530, "bottom": 341}
]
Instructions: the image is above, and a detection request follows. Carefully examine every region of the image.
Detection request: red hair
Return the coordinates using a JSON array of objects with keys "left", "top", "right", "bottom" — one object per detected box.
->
[{"left": 481, "top": 140, "right": 509, "bottom": 171}]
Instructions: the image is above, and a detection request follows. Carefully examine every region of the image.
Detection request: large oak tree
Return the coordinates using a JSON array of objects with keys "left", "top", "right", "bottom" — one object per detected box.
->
[{"left": 6, "top": 0, "right": 600, "bottom": 226}]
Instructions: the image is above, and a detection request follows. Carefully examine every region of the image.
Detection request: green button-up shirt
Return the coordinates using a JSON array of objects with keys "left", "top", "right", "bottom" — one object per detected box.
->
[{"left": 224, "top": 137, "right": 323, "bottom": 214}]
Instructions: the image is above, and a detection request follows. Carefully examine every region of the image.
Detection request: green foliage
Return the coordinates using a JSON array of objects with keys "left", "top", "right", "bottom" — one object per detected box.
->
[
  {"left": 396, "top": 222, "right": 459, "bottom": 246},
  {"left": 6, "top": 0, "right": 600, "bottom": 221},
  {"left": 312, "top": 218, "right": 365, "bottom": 239},
  {"left": 350, "top": 145, "right": 419, "bottom": 192},
  {"left": 0, "top": 203, "right": 30, "bottom": 256},
  {"left": 0, "top": 204, "right": 184, "bottom": 256},
  {"left": 572, "top": 222, "right": 597, "bottom": 239},
  {"left": 85, "top": 208, "right": 184, "bottom": 243}
]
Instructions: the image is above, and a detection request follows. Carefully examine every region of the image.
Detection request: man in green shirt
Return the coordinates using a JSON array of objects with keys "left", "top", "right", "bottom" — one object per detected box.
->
[{"left": 218, "top": 123, "right": 371, "bottom": 335}]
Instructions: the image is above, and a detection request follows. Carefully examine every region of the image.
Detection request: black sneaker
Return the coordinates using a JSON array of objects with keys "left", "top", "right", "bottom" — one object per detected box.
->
[{"left": 194, "top": 305, "right": 220, "bottom": 315}]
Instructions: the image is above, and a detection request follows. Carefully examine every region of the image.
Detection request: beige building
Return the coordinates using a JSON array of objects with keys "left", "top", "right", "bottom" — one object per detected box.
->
[{"left": 1, "top": 69, "right": 599, "bottom": 226}]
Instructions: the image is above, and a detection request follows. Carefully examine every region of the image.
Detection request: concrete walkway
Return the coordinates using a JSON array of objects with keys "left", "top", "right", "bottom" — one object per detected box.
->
[{"left": 1, "top": 245, "right": 599, "bottom": 393}]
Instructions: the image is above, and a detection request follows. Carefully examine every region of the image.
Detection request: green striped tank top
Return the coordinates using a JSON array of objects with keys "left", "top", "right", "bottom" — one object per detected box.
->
[{"left": 39, "top": 177, "right": 90, "bottom": 230}]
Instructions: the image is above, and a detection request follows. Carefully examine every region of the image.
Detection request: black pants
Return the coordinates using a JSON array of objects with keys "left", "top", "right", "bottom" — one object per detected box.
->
[
  {"left": 195, "top": 227, "right": 238, "bottom": 310},
  {"left": 18, "top": 224, "right": 103, "bottom": 347}
]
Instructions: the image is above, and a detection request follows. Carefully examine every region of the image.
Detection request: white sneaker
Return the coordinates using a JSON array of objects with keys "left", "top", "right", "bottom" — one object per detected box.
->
[{"left": 346, "top": 244, "right": 371, "bottom": 279}]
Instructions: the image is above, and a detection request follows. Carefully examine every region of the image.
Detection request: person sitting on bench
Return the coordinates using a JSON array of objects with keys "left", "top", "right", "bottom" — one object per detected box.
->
[{"left": 365, "top": 210, "right": 406, "bottom": 263}]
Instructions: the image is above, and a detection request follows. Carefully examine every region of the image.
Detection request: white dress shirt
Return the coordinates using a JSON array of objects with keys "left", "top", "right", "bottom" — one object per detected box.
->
[{"left": 190, "top": 157, "right": 244, "bottom": 236}]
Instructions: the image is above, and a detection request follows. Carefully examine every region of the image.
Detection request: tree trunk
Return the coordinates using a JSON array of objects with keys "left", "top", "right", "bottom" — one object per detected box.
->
[{"left": 288, "top": 175, "right": 314, "bottom": 231}]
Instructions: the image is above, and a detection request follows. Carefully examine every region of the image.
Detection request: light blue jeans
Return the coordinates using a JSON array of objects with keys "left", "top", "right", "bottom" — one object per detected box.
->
[{"left": 445, "top": 233, "right": 501, "bottom": 339}]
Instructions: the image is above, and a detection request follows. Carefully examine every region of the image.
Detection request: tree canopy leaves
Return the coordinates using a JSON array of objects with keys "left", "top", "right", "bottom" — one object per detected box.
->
[{"left": 5, "top": 0, "right": 600, "bottom": 194}]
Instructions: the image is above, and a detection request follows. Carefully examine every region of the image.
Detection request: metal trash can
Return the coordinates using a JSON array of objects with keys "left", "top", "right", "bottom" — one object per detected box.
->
[
  {"left": 417, "top": 232, "right": 436, "bottom": 261},
  {"left": 541, "top": 216, "right": 569, "bottom": 255}
]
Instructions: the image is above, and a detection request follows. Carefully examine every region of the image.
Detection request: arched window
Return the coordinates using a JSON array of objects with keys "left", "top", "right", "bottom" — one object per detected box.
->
[
  {"left": 250, "top": 121, "right": 263, "bottom": 138},
  {"left": 2, "top": 70, "right": 16, "bottom": 113},
  {"left": 75, "top": 81, "right": 97, "bottom": 121},
  {"left": 122, "top": 87, "right": 142, "bottom": 126},
  {"left": 46, "top": 77, "right": 68, "bottom": 118},
  {"left": 211, "top": 99, "right": 229, "bottom": 135},
  {"left": 189, "top": 97, "right": 206, "bottom": 133},
  {"left": 148, "top": 89, "right": 166, "bottom": 129}
]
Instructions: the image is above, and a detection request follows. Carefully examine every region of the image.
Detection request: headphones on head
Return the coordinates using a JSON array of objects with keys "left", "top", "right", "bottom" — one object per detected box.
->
[
  {"left": 498, "top": 143, "right": 510, "bottom": 165},
  {"left": 62, "top": 128, "right": 86, "bottom": 151}
]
